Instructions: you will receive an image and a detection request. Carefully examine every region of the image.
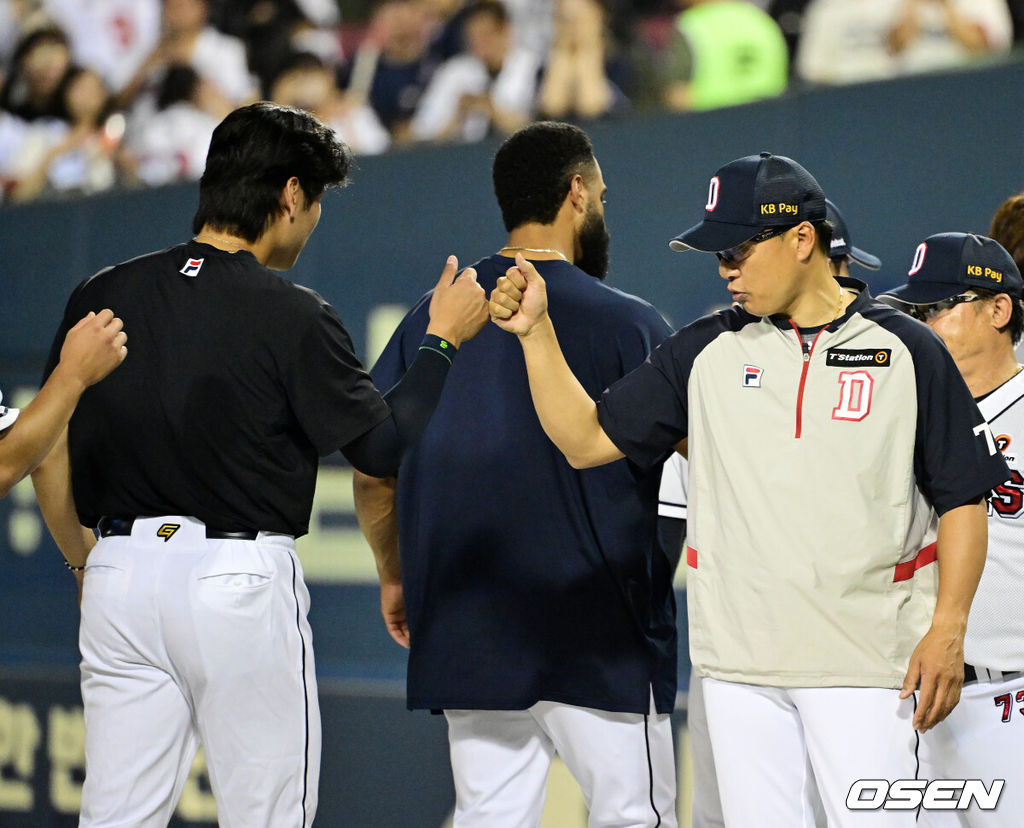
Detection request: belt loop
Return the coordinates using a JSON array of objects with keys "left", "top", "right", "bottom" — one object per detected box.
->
[
  {"left": 964, "top": 664, "right": 1022, "bottom": 684},
  {"left": 97, "top": 516, "right": 135, "bottom": 537}
]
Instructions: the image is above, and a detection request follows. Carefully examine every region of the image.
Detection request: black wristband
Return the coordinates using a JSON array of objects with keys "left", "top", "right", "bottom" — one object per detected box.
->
[
  {"left": 419, "top": 334, "right": 457, "bottom": 365},
  {"left": 64, "top": 560, "right": 85, "bottom": 572}
]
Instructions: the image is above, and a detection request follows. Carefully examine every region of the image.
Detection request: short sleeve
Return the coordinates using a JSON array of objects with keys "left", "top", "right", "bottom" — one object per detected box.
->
[
  {"left": 285, "top": 298, "right": 390, "bottom": 456},
  {"left": 43, "top": 315, "right": 71, "bottom": 384},
  {"left": 620, "top": 301, "right": 675, "bottom": 373},
  {"left": 597, "top": 335, "right": 689, "bottom": 470},
  {"left": 597, "top": 310, "right": 743, "bottom": 471},
  {"left": 42, "top": 275, "right": 97, "bottom": 382}
]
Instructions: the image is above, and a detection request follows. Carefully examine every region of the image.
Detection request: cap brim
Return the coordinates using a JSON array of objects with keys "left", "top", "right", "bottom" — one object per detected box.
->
[
  {"left": 879, "top": 281, "right": 963, "bottom": 304},
  {"left": 0, "top": 406, "right": 19, "bottom": 431},
  {"left": 848, "top": 246, "right": 881, "bottom": 270},
  {"left": 669, "top": 219, "right": 762, "bottom": 253}
]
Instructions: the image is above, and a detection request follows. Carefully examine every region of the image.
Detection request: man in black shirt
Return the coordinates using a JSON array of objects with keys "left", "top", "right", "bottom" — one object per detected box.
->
[{"left": 33, "top": 102, "right": 487, "bottom": 827}]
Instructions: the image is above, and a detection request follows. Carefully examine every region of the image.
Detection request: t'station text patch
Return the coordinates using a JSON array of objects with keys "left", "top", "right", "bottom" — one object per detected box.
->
[{"left": 826, "top": 348, "right": 892, "bottom": 368}]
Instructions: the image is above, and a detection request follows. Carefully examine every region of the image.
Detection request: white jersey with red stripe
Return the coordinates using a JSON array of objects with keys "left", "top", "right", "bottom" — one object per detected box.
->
[
  {"left": 919, "top": 362, "right": 1024, "bottom": 828},
  {"left": 969, "top": 368, "right": 1024, "bottom": 669}
]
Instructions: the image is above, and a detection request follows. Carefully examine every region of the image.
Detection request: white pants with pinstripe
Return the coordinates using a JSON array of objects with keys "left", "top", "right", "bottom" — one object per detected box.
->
[
  {"left": 78, "top": 517, "right": 318, "bottom": 828},
  {"left": 444, "top": 692, "right": 677, "bottom": 828}
]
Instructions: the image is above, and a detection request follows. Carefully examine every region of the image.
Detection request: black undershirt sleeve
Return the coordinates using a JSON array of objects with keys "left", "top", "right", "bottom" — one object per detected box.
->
[{"left": 340, "top": 339, "right": 453, "bottom": 477}]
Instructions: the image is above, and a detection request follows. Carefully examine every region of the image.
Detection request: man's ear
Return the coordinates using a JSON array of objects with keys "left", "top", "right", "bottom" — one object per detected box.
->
[
  {"left": 568, "top": 174, "right": 586, "bottom": 215},
  {"left": 794, "top": 221, "right": 816, "bottom": 263},
  {"left": 281, "top": 176, "right": 302, "bottom": 220},
  {"left": 991, "top": 293, "right": 1014, "bottom": 329}
]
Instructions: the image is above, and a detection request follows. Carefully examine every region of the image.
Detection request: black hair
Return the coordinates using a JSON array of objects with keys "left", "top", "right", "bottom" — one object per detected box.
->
[
  {"left": 492, "top": 121, "right": 596, "bottom": 232},
  {"left": 9, "top": 25, "right": 69, "bottom": 67},
  {"left": 1009, "top": 299, "right": 1024, "bottom": 346},
  {"left": 972, "top": 287, "right": 1024, "bottom": 346},
  {"left": 192, "top": 102, "right": 353, "bottom": 242},
  {"left": 156, "top": 64, "right": 200, "bottom": 110},
  {"left": 0, "top": 26, "right": 71, "bottom": 121},
  {"left": 813, "top": 219, "right": 834, "bottom": 258}
]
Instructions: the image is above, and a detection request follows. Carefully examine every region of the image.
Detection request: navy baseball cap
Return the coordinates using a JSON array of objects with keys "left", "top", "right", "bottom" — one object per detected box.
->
[
  {"left": 669, "top": 152, "right": 827, "bottom": 253},
  {"left": 881, "top": 233, "right": 1023, "bottom": 304},
  {"left": 826, "top": 199, "right": 881, "bottom": 270}
]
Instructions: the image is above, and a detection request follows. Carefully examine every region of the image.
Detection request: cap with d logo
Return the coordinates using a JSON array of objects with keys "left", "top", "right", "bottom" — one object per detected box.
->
[
  {"left": 881, "top": 232, "right": 1022, "bottom": 304},
  {"left": 669, "top": 152, "right": 826, "bottom": 253}
]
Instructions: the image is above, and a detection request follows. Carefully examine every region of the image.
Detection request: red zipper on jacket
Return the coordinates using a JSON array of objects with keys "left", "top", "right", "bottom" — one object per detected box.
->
[{"left": 789, "top": 322, "right": 826, "bottom": 439}]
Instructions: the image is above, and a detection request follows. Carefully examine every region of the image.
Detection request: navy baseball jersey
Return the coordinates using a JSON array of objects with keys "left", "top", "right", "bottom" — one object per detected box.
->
[{"left": 373, "top": 255, "right": 676, "bottom": 714}]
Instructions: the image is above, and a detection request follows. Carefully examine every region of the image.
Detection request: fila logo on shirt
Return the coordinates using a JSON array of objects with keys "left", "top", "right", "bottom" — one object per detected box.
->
[
  {"left": 180, "top": 257, "right": 204, "bottom": 277},
  {"left": 742, "top": 364, "right": 763, "bottom": 388}
]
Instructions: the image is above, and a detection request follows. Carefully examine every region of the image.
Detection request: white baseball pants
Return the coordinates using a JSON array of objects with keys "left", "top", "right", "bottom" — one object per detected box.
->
[
  {"left": 77, "top": 517, "right": 318, "bottom": 827},
  {"left": 918, "top": 669, "right": 1024, "bottom": 828},
  {"left": 686, "top": 668, "right": 726, "bottom": 828},
  {"left": 702, "top": 678, "right": 919, "bottom": 827},
  {"left": 445, "top": 693, "right": 677, "bottom": 828}
]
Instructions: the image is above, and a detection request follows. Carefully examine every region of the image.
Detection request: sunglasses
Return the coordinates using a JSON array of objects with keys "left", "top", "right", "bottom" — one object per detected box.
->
[
  {"left": 906, "top": 293, "right": 984, "bottom": 323},
  {"left": 716, "top": 225, "right": 797, "bottom": 265}
]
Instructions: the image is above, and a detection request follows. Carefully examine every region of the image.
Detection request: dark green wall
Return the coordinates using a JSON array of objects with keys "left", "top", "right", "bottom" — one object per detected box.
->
[{"left": 5, "top": 56, "right": 1024, "bottom": 372}]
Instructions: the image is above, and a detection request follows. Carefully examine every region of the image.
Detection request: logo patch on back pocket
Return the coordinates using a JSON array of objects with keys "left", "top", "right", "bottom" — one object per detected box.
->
[{"left": 157, "top": 524, "right": 180, "bottom": 541}]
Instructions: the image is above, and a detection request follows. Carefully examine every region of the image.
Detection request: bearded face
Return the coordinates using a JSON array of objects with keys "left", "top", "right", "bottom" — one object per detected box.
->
[{"left": 575, "top": 201, "right": 610, "bottom": 281}]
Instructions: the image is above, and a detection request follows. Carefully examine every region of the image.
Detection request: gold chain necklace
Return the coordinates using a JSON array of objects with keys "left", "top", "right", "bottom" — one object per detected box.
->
[
  {"left": 833, "top": 285, "right": 846, "bottom": 322},
  {"left": 499, "top": 246, "right": 569, "bottom": 262}
]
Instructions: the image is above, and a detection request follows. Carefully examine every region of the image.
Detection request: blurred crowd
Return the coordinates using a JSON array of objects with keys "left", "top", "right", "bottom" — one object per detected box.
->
[{"left": 1, "top": 0, "right": 1022, "bottom": 204}]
